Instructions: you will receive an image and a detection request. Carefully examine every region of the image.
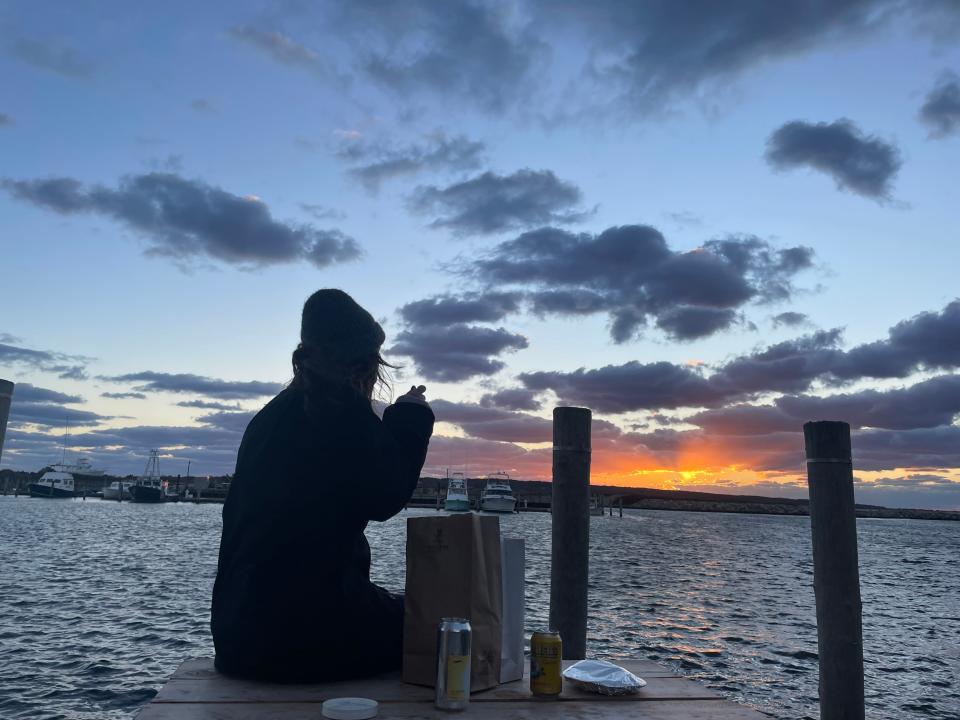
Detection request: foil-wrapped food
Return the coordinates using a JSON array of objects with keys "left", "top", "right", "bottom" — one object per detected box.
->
[{"left": 561, "top": 659, "right": 647, "bottom": 696}]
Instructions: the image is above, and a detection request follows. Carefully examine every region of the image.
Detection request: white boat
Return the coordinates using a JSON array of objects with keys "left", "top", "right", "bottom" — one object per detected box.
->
[
  {"left": 101, "top": 480, "right": 133, "bottom": 501},
  {"left": 29, "top": 470, "right": 75, "bottom": 498},
  {"left": 479, "top": 471, "right": 517, "bottom": 513},
  {"left": 53, "top": 457, "right": 105, "bottom": 479},
  {"left": 444, "top": 471, "right": 471, "bottom": 512}
]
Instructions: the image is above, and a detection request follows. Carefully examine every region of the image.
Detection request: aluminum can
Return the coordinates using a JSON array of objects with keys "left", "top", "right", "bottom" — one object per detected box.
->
[
  {"left": 435, "top": 618, "right": 472, "bottom": 710},
  {"left": 530, "top": 629, "right": 562, "bottom": 697}
]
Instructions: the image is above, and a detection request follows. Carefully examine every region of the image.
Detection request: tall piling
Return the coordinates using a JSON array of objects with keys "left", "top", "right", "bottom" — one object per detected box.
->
[
  {"left": 804, "top": 421, "right": 865, "bottom": 720},
  {"left": 549, "top": 406, "right": 591, "bottom": 660},
  {"left": 0, "top": 379, "right": 13, "bottom": 467}
]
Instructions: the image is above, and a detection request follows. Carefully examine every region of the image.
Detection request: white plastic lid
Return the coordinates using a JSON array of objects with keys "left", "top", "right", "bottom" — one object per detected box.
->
[{"left": 321, "top": 697, "right": 379, "bottom": 720}]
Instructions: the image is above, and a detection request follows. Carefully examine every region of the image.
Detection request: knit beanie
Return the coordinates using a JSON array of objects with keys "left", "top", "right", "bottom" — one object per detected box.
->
[{"left": 300, "top": 289, "right": 385, "bottom": 361}]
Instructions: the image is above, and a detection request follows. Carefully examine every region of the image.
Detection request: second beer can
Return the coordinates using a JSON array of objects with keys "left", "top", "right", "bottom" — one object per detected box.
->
[
  {"left": 435, "top": 618, "right": 472, "bottom": 710},
  {"left": 530, "top": 629, "right": 562, "bottom": 697}
]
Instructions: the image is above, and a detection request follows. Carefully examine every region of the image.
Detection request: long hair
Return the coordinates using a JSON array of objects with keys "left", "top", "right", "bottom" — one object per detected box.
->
[{"left": 291, "top": 342, "right": 395, "bottom": 407}]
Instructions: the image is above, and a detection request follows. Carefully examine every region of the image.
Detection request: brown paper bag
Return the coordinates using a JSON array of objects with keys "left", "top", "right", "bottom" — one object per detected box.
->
[{"left": 402, "top": 514, "right": 503, "bottom": 690}]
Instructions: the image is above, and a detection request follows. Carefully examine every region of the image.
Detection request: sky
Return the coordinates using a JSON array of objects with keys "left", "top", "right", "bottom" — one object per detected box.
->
[{"left": 1, "top": 1, "right": 959, "bottom": 509}]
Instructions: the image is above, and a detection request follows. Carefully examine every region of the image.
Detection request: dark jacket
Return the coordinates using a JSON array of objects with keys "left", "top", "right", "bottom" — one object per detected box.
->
[{"left": 211, "top": 385, "right": 434, "bottom": 682}]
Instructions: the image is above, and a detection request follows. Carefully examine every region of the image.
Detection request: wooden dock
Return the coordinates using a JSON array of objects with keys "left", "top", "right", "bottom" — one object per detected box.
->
[{"left": 136, "top": 658, "right": 768, "bottom": 719}]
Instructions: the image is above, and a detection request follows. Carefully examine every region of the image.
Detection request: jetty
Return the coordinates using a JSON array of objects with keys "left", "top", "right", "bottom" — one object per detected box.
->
[
  {"left": 138, "top": 412, "right": 869, "bottom": 720},
  {"left": 137, "top": 658, "right": 766, "bottom": 719}
]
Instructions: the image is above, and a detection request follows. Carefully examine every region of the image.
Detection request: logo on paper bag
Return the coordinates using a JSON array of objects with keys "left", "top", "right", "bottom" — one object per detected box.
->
[{"left": 432, "top": 527, "right": 449, "bottom": 551}]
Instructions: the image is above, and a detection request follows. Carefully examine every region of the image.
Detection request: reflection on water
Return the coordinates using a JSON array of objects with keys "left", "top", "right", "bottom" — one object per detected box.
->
[{"left": 0, "top": 497, "right": 956, "bottom": 719}]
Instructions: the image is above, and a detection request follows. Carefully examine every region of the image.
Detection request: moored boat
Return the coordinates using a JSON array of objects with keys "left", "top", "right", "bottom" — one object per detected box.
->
[
  {"left": 444, "top": 471, "right": 471, "bottom": 512},
  {"left": 479, "top": 471, "right": 517, "bottom": 513},
  {"left": 29, "top": 470, "right": 76, "bottom": 498},
  {"left": 101, "top": 480, "right": 133, "bottom": 501},
  {"left": 129, "top": 450, "right": 166, "bottom": 503}
]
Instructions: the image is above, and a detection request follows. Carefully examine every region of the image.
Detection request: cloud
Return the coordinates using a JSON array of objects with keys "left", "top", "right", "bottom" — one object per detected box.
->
[
  {"left": 12, "top": 38, "right": 93, "bottom": 78},
  {"left": 101, "top": 372, "right": 282, "bottom": 400},
  {"left": 919, "top": 70, "right": 960, "bottom": 138},
  {"left": 14, "top": 383, "right": 83, "bottom": 405},
  {"left": 229, "top": 26, "right": 333, "bottom": 79},
  {"left": 3, "top": 173, "right": 362, "bottom": 269},
  {"left": 765, "top": 119, "right": 902, "bottom": 200},
  {"left": 299, "top": 203, "right": 346, "bottom": 221},
  {"left": 431, "top": 399, "right": 552, "bottom": 443},
  {"left": 519, "top": 299, "right": 960, "bottom": 414},
  {"left": 408, "top": 169, "right": 589, "bottom": 235},
  {"left": 0, "top": 338, "right": 90, "bottom": 379},
  {"left": 0, "top": 113, "right": 12, "bottom": 127},
  {"left": 689, "top": 374, "right": 960, "bottom": 436},
  {"left": 479, "top": 387, "right": 543, "bottom": 412},
  {"left": 7, "top": 383, "right": 106, "bottom": 428},
  {"left": 101, "top": 392, "right": 147, "bottom": 400},
  {"left": 389, "top": 324, "right": 528, "bottom": 382},
  {"left": 340, "top": 132, "right": 485, "bottom": 192},
  {"left": 331, "top": 0, "right": 545, "bottom": 113},
  {"left": 472, "top": 226, "right": 814, "bottom": 342},
  {"left": 771, "top": 311, "right": 810, "bottom": 328},
  {"left": 398, "top": 292, "right": 522, "bottom": 327},
  {"left": 176, "top": 399, "right": 243, "bottom": 411},
  {"left": 189, "top": 98, "right": 217, "bottom": 114}
]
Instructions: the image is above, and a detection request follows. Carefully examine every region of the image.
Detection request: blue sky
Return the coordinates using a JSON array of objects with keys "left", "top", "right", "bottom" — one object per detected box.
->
[{"left": 2, "top": 1, "right": 959, "bottom": 509}]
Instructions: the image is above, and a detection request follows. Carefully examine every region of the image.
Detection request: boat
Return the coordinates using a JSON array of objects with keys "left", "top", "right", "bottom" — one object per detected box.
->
[
  {"left": 53, "top": 457, "right": 105, "bottom": 479},
  {"left": 101, "top": 480, "right": 133, "bottom": 501},
  {"left": 444, "top": 471, "right": 471, "bottom": 512},
  {"left": 128, "top": 450, "right": 166, "bottom": 504},
  {"left": 29, "top": 469, "right": 76, "bottom": 498},
  {"left": 479, "top": 471, "right": 517, "bottom": 513}
]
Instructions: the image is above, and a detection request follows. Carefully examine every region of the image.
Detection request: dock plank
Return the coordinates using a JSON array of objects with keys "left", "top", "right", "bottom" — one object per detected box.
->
[
  {"left": 138, "top": 657, "right": 766, "bottom": 719},
  {"left": 138, "top": 700, "right": 768, "bottom": 719}
]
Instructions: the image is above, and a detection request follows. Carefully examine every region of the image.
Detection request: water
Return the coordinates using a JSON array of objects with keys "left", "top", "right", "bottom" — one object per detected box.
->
[{"left": 0, "top": 497, "right": 956, "bottom": 719}]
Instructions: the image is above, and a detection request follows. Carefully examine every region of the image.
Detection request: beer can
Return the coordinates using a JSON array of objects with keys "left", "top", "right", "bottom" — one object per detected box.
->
[
  {"left": 530, "top": 629, "right": 562, "bottom": 697},
  {"left": 435, "top": 618, "right": 472, "bottom": 710}
]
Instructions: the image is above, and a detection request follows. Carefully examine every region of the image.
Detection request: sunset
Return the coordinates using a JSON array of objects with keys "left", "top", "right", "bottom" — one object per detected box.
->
[{"left": 1, "top": 4, "right": 958, "bottom": 720}]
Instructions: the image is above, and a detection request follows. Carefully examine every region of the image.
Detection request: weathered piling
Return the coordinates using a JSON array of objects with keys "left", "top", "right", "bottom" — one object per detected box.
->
[
  {"left": 803, "top": 421, "right": 865, "bottom": 720},
  {"left": 0, "top": 379, "right": 13, "bottom": 466},
  {"left": 549, "top": 406, "right": 591, "bottom": 660}
]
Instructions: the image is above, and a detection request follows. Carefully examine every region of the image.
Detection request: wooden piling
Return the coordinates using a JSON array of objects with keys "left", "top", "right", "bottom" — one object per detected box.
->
[
  {"left": 550, "top": 406, "right": 591, "bottom": 660},
  {"left": 803, "top": 421, "right": 865, "bottom": 720}
]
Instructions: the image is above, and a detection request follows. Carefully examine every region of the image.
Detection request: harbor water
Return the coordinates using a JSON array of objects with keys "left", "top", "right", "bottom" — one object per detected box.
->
[{"left": 0, "top": 496, "right": 956, "bottom": 719}]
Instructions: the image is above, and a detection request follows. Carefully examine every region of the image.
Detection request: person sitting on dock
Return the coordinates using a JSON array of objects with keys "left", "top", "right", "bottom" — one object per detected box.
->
[{"left": 211, "top": 289, "right": 435, "bottom": 682}]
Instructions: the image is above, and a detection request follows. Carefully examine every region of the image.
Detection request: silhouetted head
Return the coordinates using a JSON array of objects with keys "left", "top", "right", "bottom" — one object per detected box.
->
[{"left": 292, "top": 289, "right": 392, "bottom": 402}]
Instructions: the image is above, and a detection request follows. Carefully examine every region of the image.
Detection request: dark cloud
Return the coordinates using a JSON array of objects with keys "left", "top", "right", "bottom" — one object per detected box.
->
[
  {"left": 0, "top": 113, "right": 12, "bottom": 127},
  {"left": 832, "top": 299, "right": 960, "bottom": 380},
  {"left": 8, "top": 383, "right": 105, "bottom": 428},
  {"left": 541, "top": 1, "right": 900, "bottom": 113},
  {"left": 3, "top": 173, "right": 361, "bottom": 269},
  {"left": 339, "top": 133, "right": 485, "bottom": 192},
  {"left": 771, "top": 311, "right": 810, "bottom": 328},
  {"left": 299, "top": 203, "right": 346, "bottom": 221},
  {"left": 408, "top": 170, "right": 589, "bottom": 236},
  {"left": 522, "top": 361, "right": 725, "bottom": 414},
  {"left": 229, "top": 26, "right": 333, "bottom": 79},
  {"left": 389, "top": 324, "right": 528, "bottom": 382},
  {"left": 0, "top": 338, "right": 90, "bottom": 379},
  {"left": 101, "top": 372, "right": 282, "bottom": 400},
  {"left": 431, "top": 399, "right": 551, "bottom": 443},
  {"left": 473, "top": 226, "right": 814, "bottom": 342},
  {"left": 12, "top": 38, "right": 93, "bottom": 78},
  {"left": 331, "top": 1, "right": 544, "bottom": 113},
  {"left": 855, "top": 473, "right": 960, "bottom": 511},
  {"left": 197, "top": 410, "right": 257, "bottom": 433},
  {"left": 919, "top": 71, "right": 960, "bottom": 138},
  {"left": 176, "top": 399, "right": 243, "bottom": 411},
  {"left": 765, "top": 119, "right": 901, "bottom": 200},
  {"left": 399, "top": 292, "right": 522, "bottom": 327},
  {"left": 189, "top": 98, "right": 217, "bottom": 114},
  {"left": 690, "top": 374, "right": 960, "bottom": 436},
  {"left": 14, "top": 383, "right": 83, "bottom": 405},
  {"left": 479, "top": 387, "right": 543, "bottom": 412},
  {"left": 101, "top": 392, "right": 147, "bottom": 400}
]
